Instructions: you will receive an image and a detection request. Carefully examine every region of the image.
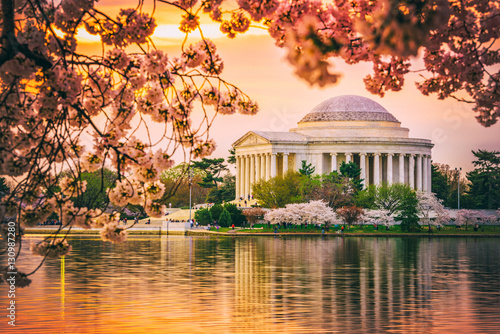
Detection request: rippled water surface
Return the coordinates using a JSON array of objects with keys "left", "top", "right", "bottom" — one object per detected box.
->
[{"left": 2, "top": 236, "right": 500, "bottom": 333}]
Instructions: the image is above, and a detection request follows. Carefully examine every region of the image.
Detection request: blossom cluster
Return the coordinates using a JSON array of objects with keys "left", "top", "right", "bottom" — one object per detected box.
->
[
  {"left": 30, "top": 239, "right": 72, "bottom": 259},
  {"left": 85, "top": 9, "right": 157, "bottom": 47},
  {"left": 264, "top": 201, "right": 337, "bottom": 226},
  {"left": 456, "top": 209, "right": 497, "bottom": 227},
  {"left": 363, "top": 209, "right": 396, "bottom": 227},
  {"left": 0, "top": 0, "right": 260, "bottom": 254},
  {"left": 100, "top": 222, "right": 128, "bottom": 243},
  {"left": 206, "top": 0, "right": 499, "bottom": 126},
  {"left": 0, "top": 267, "right": 31, "bottom": 288},
  {"left": 416, "top": 191, "right": 450, "bottom": 227}
]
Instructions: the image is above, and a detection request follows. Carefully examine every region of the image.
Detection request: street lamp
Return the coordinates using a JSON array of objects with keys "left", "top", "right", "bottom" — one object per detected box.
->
[
  {"left": 455, "top": 167, "right": 462, "bottom": 210},
  {"left": 188, "top": 167, "right": 194, "bottom": 223}
]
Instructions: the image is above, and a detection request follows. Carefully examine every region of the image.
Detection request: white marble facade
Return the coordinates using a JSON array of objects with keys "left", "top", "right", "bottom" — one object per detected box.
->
[{"left": 232, "top": 95, "right": 434, "bottom": 199}]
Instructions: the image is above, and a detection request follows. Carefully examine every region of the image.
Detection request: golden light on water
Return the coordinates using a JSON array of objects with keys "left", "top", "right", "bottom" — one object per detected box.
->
[
  {"left": 4, "top": 236, "right": 500, "bottom": 333},
  {"left": 60, "top": 255, "right": 65, "bottom": 321}
]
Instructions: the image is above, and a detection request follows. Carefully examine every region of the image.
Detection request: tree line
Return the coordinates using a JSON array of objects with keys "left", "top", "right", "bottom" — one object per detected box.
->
[{"left": 432, "top": 150, "right": 500, "bottom": 210}]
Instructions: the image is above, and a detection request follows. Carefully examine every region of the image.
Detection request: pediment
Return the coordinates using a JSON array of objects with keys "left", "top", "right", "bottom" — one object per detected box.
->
[
  {"left": 232, "top": 132, "right": 270, "bottom": 147},
  {"left": 237, "top": 134, "right": 269, "bottom": 146}
]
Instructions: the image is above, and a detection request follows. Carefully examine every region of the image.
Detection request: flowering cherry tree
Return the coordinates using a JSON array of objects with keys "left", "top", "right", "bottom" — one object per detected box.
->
[
  {"left": 242, "top": 207, "right": 266, "bottom": 228},
  {"left": 455, "top": 209, "right": 480, "bottom": 230},
  {"left": 264, "top": 200, "right": 337, "bottom": 227},
  {"left": 474, "top": 211, "right": 498, "bottom": 225},
  {"left": 223, "top": 0, "right": 499, "bottom": 126},
  {"left": 264, "top": 206, "right": 301, "bottom": 225},
  {"left": 336, "top": 206, "right": 365, "bottom": 226},
  {"left": 416, "top": 191, "right": 450, "bottom": 231},
  {"left": 0, "top": 0, "right": 259, "bottom": 281},
  {"left": 300, "top": 200, "right": 337, "bottom": 226},
  {"left": 364, "top": 209, "right": 396, "bottom": 228},
  {"left": 456, "top": 209, "right": 498, "bottom": 230}
]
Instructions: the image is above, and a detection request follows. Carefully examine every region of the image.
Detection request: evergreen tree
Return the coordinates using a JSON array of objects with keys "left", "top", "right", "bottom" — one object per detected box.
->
[
  {"left": 209, "top": 203, "right": 224, "bottom": 221},
  {"left": 430, "top": 163, "right": 468, "bottom": 208},
  {"left": 396, "top": 190, "right": 421, "bottom": 232},
  {"left": 464, "top": 150, "right": 500, "bottom": 209},
  {"left": 339, "top": 161, "right": 363, "bottom": 192},
  {"left": 431, "top": 163, "right": 451, "bottom": 204},
  {"left": 223, "top": 203, "right": 246, "bottom": 226},
  {"left": 194, "top": 208, "right": 212, "bottom": 225},
  {"left": 191, "top": 158, "right": 228, "bottom": 188},
  {"left": 299, "top": 160, "right": 315, "bottom": 176},
  {"left": 206, "top": 174, "right": 235, "bottom": 204},
  {"left": 218, "top": 208, "right": 232, "bottom": 228},
  {"left": 227, "top": 148, "right": 236, "bottom": 165}
]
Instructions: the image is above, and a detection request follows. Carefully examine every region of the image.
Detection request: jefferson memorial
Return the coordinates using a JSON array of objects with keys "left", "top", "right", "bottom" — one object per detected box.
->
[{"left": 232, "top": 95, "right": 434, "bottom": 199}]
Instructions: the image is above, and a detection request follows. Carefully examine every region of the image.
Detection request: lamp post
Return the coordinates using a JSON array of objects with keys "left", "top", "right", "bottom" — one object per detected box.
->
[
  {"left": 455, "top": 167, "right": 462, "bottom": 210},
  {"left": 189, "top": 167, "right": 194, "bottom": 223}
]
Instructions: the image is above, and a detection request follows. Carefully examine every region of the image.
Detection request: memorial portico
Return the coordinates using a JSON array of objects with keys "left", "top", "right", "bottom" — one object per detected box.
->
[{"left": 232, "top": 95, "right": 434, "bottom": 200}]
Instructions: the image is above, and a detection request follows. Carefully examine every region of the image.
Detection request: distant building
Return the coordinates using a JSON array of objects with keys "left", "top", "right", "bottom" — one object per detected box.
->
[{"left": 232, "top": 95, "right": 433, "bottom": 199}]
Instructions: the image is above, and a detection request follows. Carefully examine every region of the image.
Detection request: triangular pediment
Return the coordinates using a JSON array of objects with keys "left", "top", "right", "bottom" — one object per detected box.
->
[{"left": 232, "top": 132, "right": 270, "bottom": 147}]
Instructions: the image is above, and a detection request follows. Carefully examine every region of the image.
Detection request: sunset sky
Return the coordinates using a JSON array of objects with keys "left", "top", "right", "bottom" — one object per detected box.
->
[{"left": 84, "top": 0, "right": 500, "bottom": 173}]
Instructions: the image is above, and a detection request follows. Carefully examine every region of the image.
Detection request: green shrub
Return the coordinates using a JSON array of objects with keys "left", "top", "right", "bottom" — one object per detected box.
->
[
  {"left": 210, "top": 203, "right": 224, "bottom": 221},
  {"left": 218, "top": 208, "right": 232, "bottom": 228},
  {"left": 223, "top": 203, "right": 246, "bottom": 226},
  {"left": 194, "top": 208, "right": 212, "bottom": 225},
  {"left": 396, "top": 190, "right": 421, "bottom": 232}
]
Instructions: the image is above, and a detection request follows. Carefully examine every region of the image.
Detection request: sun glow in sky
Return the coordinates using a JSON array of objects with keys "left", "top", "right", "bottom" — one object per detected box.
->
[
  {"left": 76, "top": 24, "right": 267, "bottom": 43},
  {"left": 87, "top": 0, "right": 499, "bottom": 172}
]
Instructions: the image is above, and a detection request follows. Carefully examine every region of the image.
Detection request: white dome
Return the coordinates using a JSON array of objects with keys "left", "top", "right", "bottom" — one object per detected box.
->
[{"left": 299, "top": 95, "right": 399, "bottom": 123}]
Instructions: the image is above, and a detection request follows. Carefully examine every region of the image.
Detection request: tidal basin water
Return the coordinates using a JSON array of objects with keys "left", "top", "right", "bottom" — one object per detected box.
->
[{"left": 2, "top": 235, "right": 500, "bottom": 333}]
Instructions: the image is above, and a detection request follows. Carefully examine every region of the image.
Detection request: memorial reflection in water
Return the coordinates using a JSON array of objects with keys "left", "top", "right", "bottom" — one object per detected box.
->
[{"left": 2, "top": 236, "right": 500, "bottom": 333}]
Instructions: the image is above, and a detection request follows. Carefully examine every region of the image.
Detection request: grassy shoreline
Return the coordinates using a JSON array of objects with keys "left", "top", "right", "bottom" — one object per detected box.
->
[{"left": 23, "top": 225, "right": 500, "bottom": 238}]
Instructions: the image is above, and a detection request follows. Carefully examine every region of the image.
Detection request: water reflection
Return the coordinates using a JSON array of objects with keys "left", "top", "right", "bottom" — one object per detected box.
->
[{"left": 1, "top": 236, "right": 500, "bottom": 333}]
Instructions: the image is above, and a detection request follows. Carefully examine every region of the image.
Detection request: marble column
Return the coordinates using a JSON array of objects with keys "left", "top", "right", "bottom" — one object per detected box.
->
[
  {"left": 374, "top": 153, "right": 380, "bottom": 185},
  {"left": 423, "top": 155, "right": 428, "bottom": 192},
  {"left": 271, "top": 153, "right": 277, "bottom": 178},
  {"left": 346, "top": 152, "right": 352, "bottom": 163},
  {"left": 331, "top": 153, "right": 337, "bottom": 172},
  {"left": 409, "top": 154, "right": 415, "bottom": 189},
  {"left": 256, "top": 155, "right": 261, "bottom": 181},
  {"left": 244, "top": 155, "right": 250, "bottom": 198},
  {"left": 235, "top": 156, "right": 241, "bottom": 199},
  {"left": 260, "top": 154, "right": 266, "bottom": 181},
  {"left": 266, "top": 153, "right": 271, "bottom": 180},
  {"left": 311, "top": 154, "right": 318, "bottom": 174},
  {"left": 427, "top": 156, "right": 432, "bottom": 193},
  {"left": 387, "top": 153, "right": 393, "bottom": 185},
  {"left": 238, "top": 155, "right": 243, "bottom": 198},
  {"left": 283, "top": 153, "right": 289, "bottom": 174},
  {"left": 249, "top": 155, "right": 255, "bottom": 195},
  {"left": 416, "top": 154, "right": 422, "bottom": 191},
  {"left": 296, "top": 153, "right": 304, "bottom": 171},
  {"left": 360, "top": 153, "right": 366, "bottom": 188},
  {"left": 318, "top": 153, "right": 324, "bottom": 174},
  {"left": 365, "top": 153, "right": 370, "bottom": 185},
  {"left": 399, "top": 154, "right": 405, "bottom": 184}
]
